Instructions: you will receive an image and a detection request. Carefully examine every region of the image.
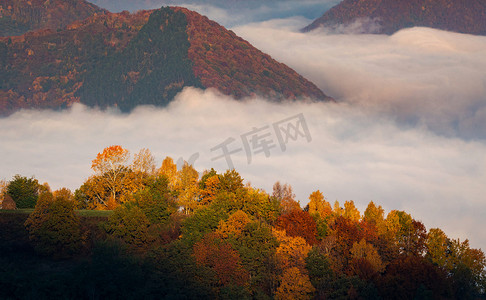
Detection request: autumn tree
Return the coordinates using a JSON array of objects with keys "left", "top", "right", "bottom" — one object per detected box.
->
[
  {"left": 349, "top": 239, "right": 385, "bottom": 279},
  {"left": 76, "top": 169, "right": 139, "bottom": 209},
  {"left": 363, "top": 201, "right": 386, "bottom": 235},
  {"left": 53, "top": 188, "right": 74, "bottom": 202},
  {"left": 0, "top": 179, "right": 7, "bottom": 207},
  {"left": 159, "top": 156, "right": 178, "bottom": 189},
  {"left": 385, "top": 210, "right": 427, "bottom": 256},
  {"left": 275, "top": 210, "right": 318, "bottom": 245},
  {"left": 307, "top": 190, "right": 332, "bottom": 219},
  {"left": 276, "top": 267, "right": 315, "bottom": 300},
  {"left": 273, "top": 182, "right": 300, "bottom": 214},
  {"left": 91, "top": 145, "right": 130, "bottom": 205},
  {"left": 193, "top": 233, "right": 250, "bottom": 289},
  {"left": 176, "top": 162, "right": 200, "bottom": 214},
  {"left": 216, "top": 210, "right": 251, "bottom": 239},
  {"left": 132, "top": 148, "right": 156, "bottom": 175},
  {"left": 199, "top": 174, "right": 220, "bottom": 206},
  {"left": 343, "top": 200, "right": 361, "bottom": 222},
  {"left": 273, "top": 229, "right": 312, "bottom": 272},
  {"left": 1, "top": 194, "right": 16, "bottom": 209},
  {"left": 332, "top": 200, "right": 343, "bottom": 217}
]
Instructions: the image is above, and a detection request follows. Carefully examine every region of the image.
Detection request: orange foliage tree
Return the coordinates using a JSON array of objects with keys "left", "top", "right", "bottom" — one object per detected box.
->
[
  {"left": 91, "top": 145, "right": 130, "bottom": 205},
  {"left": 193, "top": 233, "right": 250, "bottom": 288},
  {"left": 276, "top": 267, "right": 315, "bottom": 300},
  {"left": 273, "top": 229, "right": 312, "bottom": 272},
  {"left": 275, "top": 210, "right": 318, "bottom": 245}
]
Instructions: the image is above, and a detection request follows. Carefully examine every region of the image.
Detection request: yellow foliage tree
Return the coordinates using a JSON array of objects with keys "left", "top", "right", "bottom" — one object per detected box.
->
[
  {"left": 364, "top": 201, "right": 386, "bottom": 235},
  {"left": 159, "top": 156, "right": 178, "bottom": 189},
  {"left": 216, "top": 210, "right": 251, "bottom": 239},
  {"left": 91, "top": 145, "right": 130, "bottom": 204},
  {"left": 273, "top": 229, "right": 312, "bottom": 271},
  {"left": 276, "top": 267, "right": 315, "bottom": 300},
  {"left": 350, "top": 239, "right": 385, "bottom": 273},
  {"left": 176, "top": 162, "right": 200, "bottom": 214},
  {"left": 426, "top": 228, "right": 450, "bottom": 268},
  {"left": 307, "top": 190, "right": 332, "bottom": 219},
  {"left": 0, "top": 179, "right": 7, "bottom": 207},
  {"left": 343, "top": 200, "right": 361, "bottom": 222},
  {"left": 132, "top": 148, "right": 156, "bottom": 175}
]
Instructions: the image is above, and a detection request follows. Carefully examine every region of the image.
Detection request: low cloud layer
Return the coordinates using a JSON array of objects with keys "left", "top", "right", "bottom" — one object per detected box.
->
[
  {"left": 234, "top": 19, "right": 486, "bottom": 140},
  {"left": 1, "top": 87, "right": 486, "bottom": 250}
]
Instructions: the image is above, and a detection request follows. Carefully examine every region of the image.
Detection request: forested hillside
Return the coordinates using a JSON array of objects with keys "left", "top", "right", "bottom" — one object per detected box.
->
[
  {"left": 303, "top": 0, "right": 486, "bottom": 35},
  {"left": 1, "top": 145, "right": 484, "bottom": 299},
  {"left": 0, "top": 6, "right": 330, "bottom": 115},
  {"left": 0, "top": 0, "right": 107, "bottom": 36}
]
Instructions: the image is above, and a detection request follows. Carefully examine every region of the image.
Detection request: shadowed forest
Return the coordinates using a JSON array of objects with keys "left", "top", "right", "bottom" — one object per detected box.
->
[{"left": 1, "top": 145, "right": 485, "bottom": 299}]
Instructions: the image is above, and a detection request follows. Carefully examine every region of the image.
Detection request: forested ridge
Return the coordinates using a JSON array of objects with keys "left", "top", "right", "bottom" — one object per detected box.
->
[
  {"left": 0, "top": 6, "right": 329, "bottom": 115},
  {"left": 1, "top": 146, "right": 485, "bottom": 299},
  {"left": 303, "top": 0, "right": 486, "bottom": 35},
  {"left": 0, "top": 0, "right": 107, "bottom": 36}
]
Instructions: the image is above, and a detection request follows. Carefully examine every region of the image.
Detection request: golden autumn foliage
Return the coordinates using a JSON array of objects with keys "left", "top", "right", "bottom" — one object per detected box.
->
[
  {"left": 363, "top": 201, "right": 386, "bottom": 235},
  {"left": 273, "top": 229, "right": 312, "bottom": 272},
  {"left": 159, "top": 156, "right": 178, "bottom": 189},
  {"left": 276, "top": 267, "right": 315, "bottom": 300},
  {"left": 175, "top": 162, "right": 200, "bottom": 214},
  {"left": 343, "top": 200, "right": 361, "bottom": 222},
  {"left": 308, "top": 190, "right": 332, "bottom": 219},
  {"left": 132, "top": 148, "right": 156, "bottom": 175},
  {"left": 350, "top": 239, "right": 385, "bottom": 274},
  {"left": 216, "top": 210, "right": 251, "bottom": 239},
  {"left": 199, "top": 175, "right": 220, "bottom": 205}
]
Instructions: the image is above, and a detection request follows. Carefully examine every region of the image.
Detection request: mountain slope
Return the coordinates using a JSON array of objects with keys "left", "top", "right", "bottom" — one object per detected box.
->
[
  {"left": 303, "top": 0, "right": 486, "bottom": 35},
  {"left": 0, "top": 0, "right": 107, "bottom": 36},
  {"left": 0, "top": 7, "right": 330, "bottom": 115}
]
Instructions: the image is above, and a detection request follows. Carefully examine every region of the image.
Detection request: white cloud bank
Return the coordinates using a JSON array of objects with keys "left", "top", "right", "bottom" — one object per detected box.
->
[{"left": 234, "top": 19, "right": 486, "bottom": 140}]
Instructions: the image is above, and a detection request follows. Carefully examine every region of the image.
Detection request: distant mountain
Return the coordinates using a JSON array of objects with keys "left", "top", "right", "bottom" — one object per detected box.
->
[
  {"left": 303, "top": 0, "right": 486, "bottom": 35},
  {"left": 0, "top": 7, "right": 330, "bottom": 114},
  {"left": 0, "top": 0, "right": 107, "bottom": 36}
]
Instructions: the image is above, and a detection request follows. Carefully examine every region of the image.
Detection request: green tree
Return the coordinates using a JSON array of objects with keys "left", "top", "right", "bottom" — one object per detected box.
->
[
  {"left": 132, "top": 176, "right": 174, "bottom": 224},
  {"left": 7, "top": 175, "right": 39, "bottom": 208},
  {"left": 24, "top": 191, "right": 83, "bottom": 257},
  {"left": 104, "top": 205, "right": 150, "bottom": 247}
]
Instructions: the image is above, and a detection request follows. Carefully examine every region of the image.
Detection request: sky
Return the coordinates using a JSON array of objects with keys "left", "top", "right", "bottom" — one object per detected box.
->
[{"left": 1, "top": 1, "right": 486, "bottom": 250}]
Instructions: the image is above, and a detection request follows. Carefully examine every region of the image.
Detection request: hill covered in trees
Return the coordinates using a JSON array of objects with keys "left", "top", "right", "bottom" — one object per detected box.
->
[
  {"left": 0, "top": 145, "right": 485, "bottom": 299},
  {"left": 0, "top": 0, "right": 107, "bottom": 36},
  {"left": 0, "top": 6, "right": 330, "bottom": 115},
  {"left": 303, "top": 0, "right": 486, "bottom": 35}
]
